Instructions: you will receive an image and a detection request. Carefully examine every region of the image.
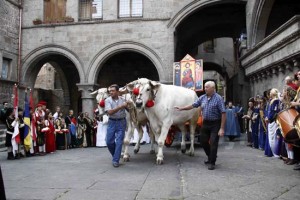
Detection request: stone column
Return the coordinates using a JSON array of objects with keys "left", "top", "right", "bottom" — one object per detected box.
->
[{"left": 77, "top": 83, "right": 99, "bottom": 117}]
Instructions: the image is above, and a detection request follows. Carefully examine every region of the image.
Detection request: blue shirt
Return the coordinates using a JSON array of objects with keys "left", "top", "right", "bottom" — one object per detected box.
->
[
  {"left": 104, "top": 96, "right": 126, "bottom": 119},
  {"left": 192, "top": 92, "right": 225, "bottom": 121}
]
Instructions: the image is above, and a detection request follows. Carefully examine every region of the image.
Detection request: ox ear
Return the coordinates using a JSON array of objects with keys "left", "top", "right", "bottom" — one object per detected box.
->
[
  {"left": 126, "top": 81, "right": 136, "bottom": 92},
  {"left": 150, "top": 81, "right": 161, "bottom": 89},
  {"left": 118, "top": 87, "right": 128, "bottom": 95}
]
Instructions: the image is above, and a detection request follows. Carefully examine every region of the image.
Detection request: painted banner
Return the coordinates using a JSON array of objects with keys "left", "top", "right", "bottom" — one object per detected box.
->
[{"left": 173, "top": 54, "right": 203, "bottom": 91}]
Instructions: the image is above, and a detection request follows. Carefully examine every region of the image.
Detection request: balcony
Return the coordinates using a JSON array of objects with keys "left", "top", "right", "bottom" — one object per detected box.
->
[{"left": 241, "top": 15, "right": 300, "bottom": 76}]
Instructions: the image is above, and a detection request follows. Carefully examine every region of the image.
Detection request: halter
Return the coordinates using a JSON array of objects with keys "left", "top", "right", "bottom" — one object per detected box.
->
[{"left": 135, "top": 81, "right": 158, "bottom": 108}]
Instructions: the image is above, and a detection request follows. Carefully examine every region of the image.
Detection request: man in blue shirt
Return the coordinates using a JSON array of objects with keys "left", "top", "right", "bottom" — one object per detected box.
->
[
  {"left": 175, "top": 81, "right": 226, "bottom": 170},
  {"left": 105, "top": 84, "right": 128, "bottom": 168}
]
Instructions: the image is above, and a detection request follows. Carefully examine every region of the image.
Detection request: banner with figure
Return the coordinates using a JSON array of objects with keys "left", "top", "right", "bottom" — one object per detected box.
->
[{"left": 173, "top": 54, "right": 203, "bottom": 91}]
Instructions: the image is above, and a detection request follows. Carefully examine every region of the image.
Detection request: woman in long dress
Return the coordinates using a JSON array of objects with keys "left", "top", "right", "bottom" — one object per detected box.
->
[
  {"left": 265, "top": 88, "right": 280, "bottom": 157},
  {"left": 44, "top": 112, "right": 56, "bottom": 153},
  {"left": 96, "top": 114, "right": 108, "bottom": 147}
]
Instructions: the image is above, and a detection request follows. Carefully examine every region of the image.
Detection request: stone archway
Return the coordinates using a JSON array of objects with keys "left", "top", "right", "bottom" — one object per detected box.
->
[
  {"left": 21, "top": 45, "right": 84, "bottom": 114},
  {"left": 249, "top": 0, "right": 275, "bottom": 47},
  {"left": 96, "top": 51, "right": 159, "bottom": 87},
  {"left": 87, "top": 41, "right": 166, "bottom": 85}
]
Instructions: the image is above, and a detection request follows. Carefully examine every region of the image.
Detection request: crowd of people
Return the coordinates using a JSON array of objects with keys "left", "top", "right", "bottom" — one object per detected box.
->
[
  {"left": 223, "top": 73, "right": 300, "bottom": 171},
  {"left": 3, "top": 75, "right": 300, "bottom": 171},
  {"left": 0, "top": 101, "right": 110, "bottom": 160}
]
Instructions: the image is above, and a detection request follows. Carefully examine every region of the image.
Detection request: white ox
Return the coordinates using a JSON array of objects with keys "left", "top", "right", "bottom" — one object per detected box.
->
[
  {"left": 90, "top": 88, "right": 155, "bottom": 161},
  {"left": 126, "top": 78, "right": 199, "bottom": 164}
]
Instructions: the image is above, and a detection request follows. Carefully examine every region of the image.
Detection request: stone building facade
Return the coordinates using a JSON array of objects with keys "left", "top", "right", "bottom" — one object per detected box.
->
[
  {"left": 1, "top": 0, "right": 299, "bottom": 118},
  {"left": 241, "top": 0, "right": 300, "bottom": 96},
  {"left": 0, "top": 0, "right": 20, "bottom": 105},
  {"left": 0, "top": 0, "right": 21, "bottom": 150}
]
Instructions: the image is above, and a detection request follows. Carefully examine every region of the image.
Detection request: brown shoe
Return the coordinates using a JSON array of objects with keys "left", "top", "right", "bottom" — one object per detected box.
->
[{"left": 284, "top": 158, "right": 290, "bottom": 164}]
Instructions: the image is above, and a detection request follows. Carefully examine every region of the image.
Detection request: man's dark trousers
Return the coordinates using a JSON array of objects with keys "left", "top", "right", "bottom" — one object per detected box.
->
[{"left": 200, "top": 120, "right": 221, "bottom": 164}]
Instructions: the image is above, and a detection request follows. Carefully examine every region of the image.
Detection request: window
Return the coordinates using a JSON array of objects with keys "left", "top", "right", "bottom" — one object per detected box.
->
[
  {"left": 1, "top": 58, "right": 10, "bottom": 79},
  {"left": 79, "top": 0, "right": 103, "bottom": 20},
  {"left": 44, "top": 0, "right": 66, "bottom": 21},
  {"left": 119, "top": 0, "right": 143, "bottom": 18}
]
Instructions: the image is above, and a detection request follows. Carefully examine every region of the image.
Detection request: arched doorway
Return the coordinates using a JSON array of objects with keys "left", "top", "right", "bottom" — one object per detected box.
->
[
  {"left": 96, "top": 51, "right": 159, "bottom": 87},
  {"left": 22, "top": 53, "right": 81, "bottom": 115},
  {"left": 172, "top": 1, "right": 246, "bottom": 105}
]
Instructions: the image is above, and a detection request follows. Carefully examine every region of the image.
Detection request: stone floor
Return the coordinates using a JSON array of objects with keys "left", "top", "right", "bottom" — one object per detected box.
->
[{"left": 1, "top": 135, "right": 300, "bottom": 200}]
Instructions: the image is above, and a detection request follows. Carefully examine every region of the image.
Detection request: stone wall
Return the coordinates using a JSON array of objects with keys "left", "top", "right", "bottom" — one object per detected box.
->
[
  {"left": 0, "top": 0, "right": 20, "bottom": 150},
  {"left": 0, "top": 0, "right": 19, "bottom": 84}
]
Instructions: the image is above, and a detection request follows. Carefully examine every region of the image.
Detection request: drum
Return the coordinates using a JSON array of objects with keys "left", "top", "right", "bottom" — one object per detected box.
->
[
  {"left": 276, "top": 108, "right": 300, "bottom": 143},
  {"left": 292, "top": 115, "right": 300, "bottom": 142}
]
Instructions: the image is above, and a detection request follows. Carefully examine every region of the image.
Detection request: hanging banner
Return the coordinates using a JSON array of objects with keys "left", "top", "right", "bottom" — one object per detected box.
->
[{"left": 173, "top": 54, "right": 203, "bottom": 91}]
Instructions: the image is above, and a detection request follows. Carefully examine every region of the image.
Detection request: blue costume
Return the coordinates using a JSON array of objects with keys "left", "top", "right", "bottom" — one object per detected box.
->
[
  {"left": 224, "top": 106, "right": 240, "bottom": 140},
  {"left": 251, "top": 107, "right": 260, "bottom": 148},
  {"left": 266, "top": 99, "right": 281, "bottom": 157},
  {"left": 258, "top": 108, "right": 267, "bottom": 150}
]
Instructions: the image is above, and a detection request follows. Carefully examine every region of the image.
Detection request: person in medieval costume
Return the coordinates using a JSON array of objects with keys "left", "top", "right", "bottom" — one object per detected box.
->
[
  {"left": 35, "top": 103, "right": 46, "bottom": 155},
  {"left": 26, "top": 107, "right": 36, "bottom": 157},
  {"left": 5, "top": 108, "right": 15, "bottom": 160},
  {"left": 265, "top": 88, "right": 281, "bottom": 157},
  {"left": 65, "top": 110, "right": 77, "bottom": 148},
  {"left": 55, "top": 116, "right": 65, "bottom": 150},
  {"left": 96, "top": 113, "right": 108, "bottom": 147},
  {"left": 242, "top": 98, "right": 255, "bottom": 147},
  {"left": 77, "top": 112, "right": 86, "bottom": 147},
  {"left": 84, "top": 112, "right": 94, "bottom": 147},
  {"left": 44, "top": 112, "right": 56, "bottom": 153},
  {"left": 251, "top": 98, "right": 260, "bottom": 149},
  {"left": 258, "top": 98, "right": 267, "bottom": 150},
  {"left": 224, "top": 101, "right": 240, "bottom": 141}
]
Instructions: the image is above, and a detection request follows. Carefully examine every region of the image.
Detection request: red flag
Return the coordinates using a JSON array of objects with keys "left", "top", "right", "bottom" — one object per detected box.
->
[
  {"left": 12, "top": 84, "right": 20, "bottom": 147},
  {"left": 30, "top": 89, "right": 37, "bottom": 141}
]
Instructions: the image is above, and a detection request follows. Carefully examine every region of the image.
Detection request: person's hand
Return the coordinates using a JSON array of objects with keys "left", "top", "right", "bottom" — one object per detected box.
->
[
  {"left": 122, "top": 101, "right": 128, "bottom": 108},
  {"left": 265, "top": 117, "right": 269, "bottom": 124},
  {"left": 218, "top": 128, "right": 224, "bottom": 136},
  {"left": 174, "top": 106, "right": 182, "bottom": 111},
  {"left": 290, "top": 101, "right": 299, "bottom": 107}
]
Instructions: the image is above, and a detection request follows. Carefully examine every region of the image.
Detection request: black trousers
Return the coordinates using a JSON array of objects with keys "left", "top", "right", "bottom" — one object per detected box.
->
[
  {"left": 0, "top": 165, "right": 6, "bottom": 200},
  {"left": 200, "top": 120, "right": 221, "bottom": 165}
]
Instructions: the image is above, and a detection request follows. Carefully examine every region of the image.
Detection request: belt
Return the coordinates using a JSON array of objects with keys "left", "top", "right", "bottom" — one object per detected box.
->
[
  {"left": 203, "top": 119, "right": 221, "bottom": 123},
  {"left": 109, "top": 118, "right": 125, "bottom": 121}
]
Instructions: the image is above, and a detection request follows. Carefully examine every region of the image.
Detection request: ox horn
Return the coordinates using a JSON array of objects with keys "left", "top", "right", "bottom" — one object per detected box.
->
[{"left": 90, "top": 90, "right": 98, "bottom": 95}]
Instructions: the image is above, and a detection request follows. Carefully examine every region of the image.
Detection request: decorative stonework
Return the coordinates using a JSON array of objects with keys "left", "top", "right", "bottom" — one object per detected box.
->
[{"left": 293, "top": 59, "right": 300, "bottom": 68}]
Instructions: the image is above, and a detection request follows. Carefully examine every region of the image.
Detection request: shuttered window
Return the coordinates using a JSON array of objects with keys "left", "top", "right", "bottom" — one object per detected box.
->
[
  {"left": 119, "top": 0, "right": 143, "bottom": 18},
  {"left": 79, "top": 0, "right": 103, "bottom": 20},
  {"left": 44, "top": 0, "right": 66, "bottom": 21},
  {"left": 1, "top": 58, "right": 10, "bottom": 79}
]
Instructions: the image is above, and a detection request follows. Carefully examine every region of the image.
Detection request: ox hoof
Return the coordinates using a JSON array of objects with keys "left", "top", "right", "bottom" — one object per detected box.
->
[
  {"left": 156, "top": 159, "right": 164, "bottom": 165},
  {"left": 149, "top": 150, "right": 155, "bottom": 154},
  {"left": 181, "top": 149, "right": 186, "bottom": 154},
  {"left": 123, "top": 156, "right": 130, "bottom": 162},
  {"left": 134, "top": 149, "right": 139, "bottom": 154}
]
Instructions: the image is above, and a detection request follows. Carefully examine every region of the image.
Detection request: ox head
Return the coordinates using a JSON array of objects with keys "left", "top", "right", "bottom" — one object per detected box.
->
[
  {"left": 126, "top": 78, "right": 160, "bottom": 110},
  {"left": 90, "top": 88, "right": 109, "bottom": 116}
]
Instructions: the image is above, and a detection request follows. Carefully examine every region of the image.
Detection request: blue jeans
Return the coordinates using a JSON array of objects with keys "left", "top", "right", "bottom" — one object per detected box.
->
[{"left": 106, "top": 119, "right": 126, "bottom": 164}]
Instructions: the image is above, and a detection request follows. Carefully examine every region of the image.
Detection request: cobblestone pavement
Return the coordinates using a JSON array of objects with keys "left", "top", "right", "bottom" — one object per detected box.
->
[{"left": 1, "top": 135, "right": 300, "bottom": 200}]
